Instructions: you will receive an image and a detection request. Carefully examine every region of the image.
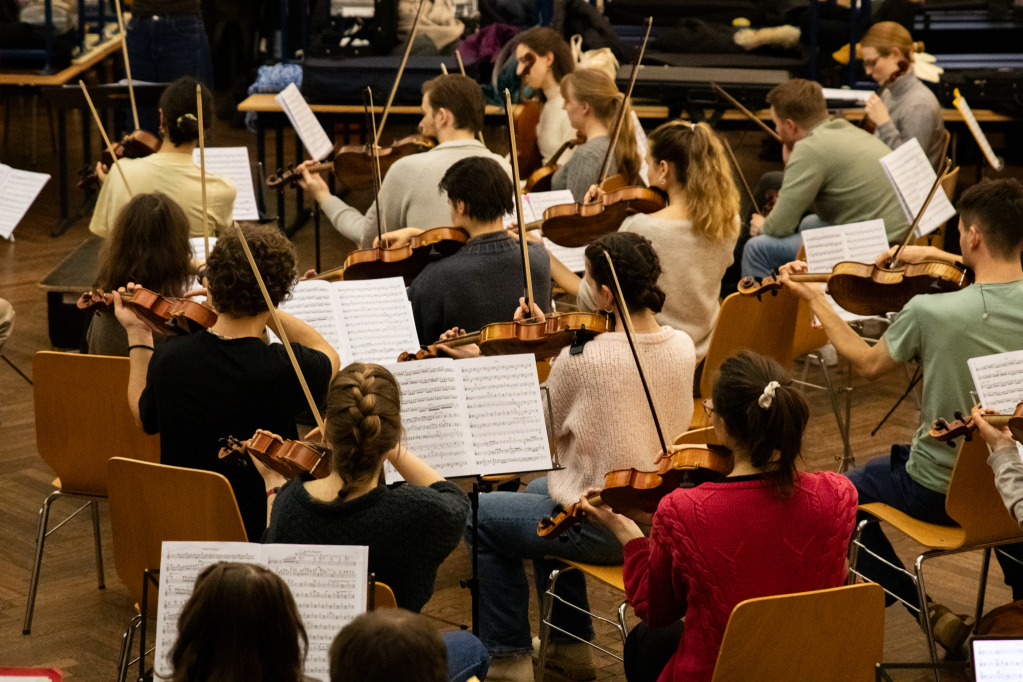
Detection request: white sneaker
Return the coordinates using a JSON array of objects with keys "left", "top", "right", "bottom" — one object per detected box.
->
[
  {"left": 532, "top": 636, "right": 597, "bottom": 680},
  {"left": 487, "top": 654, "right": 534, "bottom": 682}
]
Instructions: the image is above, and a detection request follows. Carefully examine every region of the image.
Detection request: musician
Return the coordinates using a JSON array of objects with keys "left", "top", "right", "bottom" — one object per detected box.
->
[
  {"left": 515, "top": 27, "right": 577, "bottom": 166},
  {"left": 458, "top": 232, "right": 696, "bottom": 682},
  {"left": 254, "top": 363, "right": 490, "bottom": 682},
  {"left": 861, "top": 22, "right": 945, "bottom": 169},
  {"left": 552, "top": 69, "right": 642, "bottom": 203},
  {"left": 330, "top": 610, "right": 452, "bottom": 682},
  {"left": 166, "top": 562, "right": 309, "bottom": 682},
  {"left": 112, "top": 223, "right": 340, "bottom": 543},
  {"left": 971, "top": 406, "right": 1023, "bottom": 529},
  {"left": 583, "top": 352, "right": 856, "bottom": 682},
  {"left": 298, "top": 74, "right": 512, "bottom": 250},
  {"left": 742, "top": 79, "right": 909, "bottom": 279},
  {"left": 778, "top": 178, "right": 1023, "bottom": 651},
  {"left": 86, "top": 193, "right": 194, "bottom": 356},
  {"left": 554, "top": 121, "right": 740, "bottom": 367},
  {"left": 89, "top": 76, "right": 236, "bottom": 239},
  {"left": 405, "top": 156, "right": 551, "bottom": 345}
]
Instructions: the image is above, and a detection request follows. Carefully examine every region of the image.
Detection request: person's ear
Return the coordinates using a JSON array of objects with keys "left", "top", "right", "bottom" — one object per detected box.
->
[
  {"left": 658, "top": 159, "right": 671, "bottom": 186},
  {"left": 457, "top": 199, "right": 468, "bottom": 217},
  {"left": 580, "top": 102, "right": 592, "bottom": 117},
  {"left": 967, "top": 224, "right": 983, "bottom": 251},
  {"left": 600, "top": 284, "right": 615, "bottom": 310}
]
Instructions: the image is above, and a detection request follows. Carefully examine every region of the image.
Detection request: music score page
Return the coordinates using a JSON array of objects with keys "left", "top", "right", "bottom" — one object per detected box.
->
[
  {"left": 0, "top": 164, "right": 50, "bottom": 240},
  {"left": 191, "top": 147, "right": 260, "bottom": 221},
  {"left": 879, "top": 138, "right": 957, "bottom": 237},
  {"left": 275, "top": 83, "right": 335, "bottom": 162},
  {"left": 968, "top": 350, "right": 1023, "bottom": 457},
  {"left": 800, "top": 219, "right": 890, "bottom": 322}
]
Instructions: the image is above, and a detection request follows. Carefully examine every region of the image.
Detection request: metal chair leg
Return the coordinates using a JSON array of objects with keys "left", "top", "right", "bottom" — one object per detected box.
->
[
  {"left": 818, "top": 357, "right": 855, "bottom": 472},
  {"left": 117, "top": 614, "right": 142, "bottom": 682},
  {"left": 23, "top": 490, "right": 62, "bottom": 635},
  {"left": 846, "top": 519, "right": 870, "bottom": 586},
  {"left": 91, "top": 500, "right": 106, "bottom": 589},
  {"left": 974, "top": 547, "right": 991, "bottom": 633},
  {"left": 537, "top": 568, "right": 563, "bottom": 682},
  {"left": 616, "top": 601, "right": 629, "bottom": 649},
  {"left": 914, "top": 554, "right": 941, "bottom": 682}
]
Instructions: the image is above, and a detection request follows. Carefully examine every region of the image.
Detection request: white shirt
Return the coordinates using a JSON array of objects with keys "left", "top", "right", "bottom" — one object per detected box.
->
[{"left": 537, "top": 86, "right": 577, "bottom": 166}]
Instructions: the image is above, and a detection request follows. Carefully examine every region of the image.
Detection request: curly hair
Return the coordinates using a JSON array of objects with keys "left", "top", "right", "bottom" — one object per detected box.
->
[
  {"left": 584, "top": 232, "right": 665, "bottom": 314},
  {"left": 324, "top": 363, "right": 404, "bottom": 490},
  {"left": 206, "top": 222, "right": 297, "bottom": 318}
]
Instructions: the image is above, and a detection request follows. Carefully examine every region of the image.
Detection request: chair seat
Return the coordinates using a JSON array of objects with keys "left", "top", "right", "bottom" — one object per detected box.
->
[
  {"left": 859, "top": 503, "right": 966, "bottom": 550},
  {"left": 551, "top": 558, "right": 626, "bottom": 591}
]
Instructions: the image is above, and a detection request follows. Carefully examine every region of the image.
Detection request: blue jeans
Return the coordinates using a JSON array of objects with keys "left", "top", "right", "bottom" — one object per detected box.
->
[
  {"left": 847, "top": 445, "right": 1023, "bottom": 612},
  {"left": 126, "top": 14, "right": 214, "bottom": 133},
  {"left": 444, "top": 630, "right": 490, "bottom": 682},
  {"left": 465, "top": 476, "right": 624, "bottom": 655},
  {"left": 741, "top": 214, "right": 830, "bottom": 279}
]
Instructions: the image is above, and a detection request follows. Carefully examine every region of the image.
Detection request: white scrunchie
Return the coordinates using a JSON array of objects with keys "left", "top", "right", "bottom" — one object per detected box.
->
[{"left": 758, "top": 381, "right": 781, "bottom": 409}]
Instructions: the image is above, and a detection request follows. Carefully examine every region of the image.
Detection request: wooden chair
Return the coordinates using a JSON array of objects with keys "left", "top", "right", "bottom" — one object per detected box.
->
[
  {"left": 849, "top": 436, "right": 1023, "bottom": 664},
  {"left": 711, "top": 583, "right": 885, "bottom": 682},
  {"left": 107, "top": 457, "right": 247, "bottom": 682},
  {"left": 913, "top": 165, "right": 959, "bottom": 251},
  {"left": 536, "top": 560, "right": 628, "bottom": 682},
  {"left": 674, "top": 426, "right": 720, "bottom": 446},
  {"left": 23, "top": 352, "right": 161, "bottom": 635},
  {"left": 370, "top": 582, "right": 398, "bottom": 610}
]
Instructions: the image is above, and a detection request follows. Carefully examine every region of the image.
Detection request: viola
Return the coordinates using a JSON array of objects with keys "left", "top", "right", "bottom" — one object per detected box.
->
[
  {"left": 861, "top": 60, "right": 909, "bottom": 134},
  {"left": 219, "top": 431, "right": 332, "bottom": 480},
  {"left": 315, "top": 226, "right": 470, "bottom": 285},
  {"left": 930, "top": 403, "right": 1023, "bottom": 446},
  {"left": 513, "top": 52, "right": 544, "bottom": 180},
  {"left": 78, "top": 129, "right": 162, "bottom": 191},
  {"left": 524, "top": 130, "right": 586, "bottom": 194},
  {"left": 77, "top": 287, "right": 217, "bottom": 335},
  {"left": 537, "top": 444, "right": 733, "bottom": 538}
]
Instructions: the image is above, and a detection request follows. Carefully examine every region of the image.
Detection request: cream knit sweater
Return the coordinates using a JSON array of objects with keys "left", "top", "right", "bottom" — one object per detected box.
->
[{"left": 546, "top": 326, "right": 696, "bottom": 506}]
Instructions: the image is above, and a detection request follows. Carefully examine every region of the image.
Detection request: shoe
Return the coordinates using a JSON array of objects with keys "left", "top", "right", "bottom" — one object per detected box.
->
[
  {"left": 532, "top": 636, "right": 597, "bottom": 681},
  {"left": 924, "top": 603, "right": 976, "bottom": 653},
  {"left": 487, "top": 654, "right": 534, "bottom": 682}
]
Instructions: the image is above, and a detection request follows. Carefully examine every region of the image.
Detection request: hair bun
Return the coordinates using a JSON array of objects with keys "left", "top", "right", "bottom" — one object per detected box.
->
[
  {"left": 913, "top": 40, "right": 925, "bottom": 53},
  {"left": 175, "top": 113, "right": 200, "bottom": 141}
]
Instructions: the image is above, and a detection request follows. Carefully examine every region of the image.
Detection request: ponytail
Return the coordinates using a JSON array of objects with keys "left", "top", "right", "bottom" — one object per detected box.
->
[
  {"left": 561, "top": 69, "right": 642, "bottom": 185},
  {"left": 712, "top": 352, "right": 808, "bottom": 497},
  {"left": 159, "top": 76, "right": 213, "bottom": 146}
]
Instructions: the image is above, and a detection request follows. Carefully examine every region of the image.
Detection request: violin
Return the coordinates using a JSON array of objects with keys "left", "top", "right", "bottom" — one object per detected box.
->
[
  {"left": 524, "top": 130, "right": 586, "bottom": 193},
  {"left": 514, "top": 53, "right": 544, "bottom": 180},
  {"left": 315, "top": 225, "right": 469, "bottom": 285},
  {"left": 536, "top": 444, "right": 733, "bottom": 538},
  {"left": 929, "top": 403, "right": 1023, "bottom": 446},
  {"left": 78, "top": 129, "right": 161, "bottom": 191},
  {"left": 77, "top": 287, "right": 217, "bottom": 335},
  {"left": 219, "top": 432, "right": 332, "bottom": 480},
  {"left": 861, "top": 59, "right": 910, "bottom": 134}
]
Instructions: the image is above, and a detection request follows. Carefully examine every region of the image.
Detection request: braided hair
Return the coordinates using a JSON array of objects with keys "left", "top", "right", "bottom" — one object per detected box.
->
[
  {"left": 323, "top": 363, "right": 403, "bottom": 489},
  {"left": 584, "top": 231, "right": 666, "bottom": 314}
]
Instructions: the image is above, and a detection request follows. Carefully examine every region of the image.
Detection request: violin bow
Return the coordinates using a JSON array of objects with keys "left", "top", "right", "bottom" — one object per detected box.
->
[
  {"left": 719, "top": 133, "right": 760, "bottom": 215},
  {"left": 601, "top": 250, "right": 668, "bottom": 454},
  {"left": 112, "top": 0, "right": 139, "bottom": 131},
  {"left": 455, "top": 50, "right": 486, "bottom": 145},
  {"left": 711, "top": 83, "right": 782, "bottom": 144},
  {"left": 234, "top": 222, "right": 326, "bottom": 431},
  {"left": 597, "top": 17, "right": 652, "bottom": 189},
  {"left": 364, "top": 88, "right": 387, "bottom": 241},
  {"left": 196, "top": 85, "right": 211, "bottom": 262},
  {"left": 505, "top": 88, "right": 535, "bottom": 313},
  {"left": 78, "top": 80, "right": 133, "bottom": 197},
  {"left": 377, "top": 0, "right": 428, "bottom": 142},
  {"left": 890, "top": 154, "right": 951, "bottom": 267}
]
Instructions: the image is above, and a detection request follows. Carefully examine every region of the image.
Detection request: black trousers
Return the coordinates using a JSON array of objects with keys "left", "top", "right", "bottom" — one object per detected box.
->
[{"left": 624, "top": 620, "right": 685, "bottom": 682}]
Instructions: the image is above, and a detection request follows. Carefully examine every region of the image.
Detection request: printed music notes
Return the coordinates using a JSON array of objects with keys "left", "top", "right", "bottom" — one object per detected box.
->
[
  {"left": 969, "top": 350, "right": 1023, "bottom": 457},
  {"left": 880, "top": 138, "right": 957, "bottom": 238},
  {"left": 800, "top": 219, "right": 890, "bottom": 321},
  {"left": 972, "top": 638, "right": 1023, "bottom": 681},
  {"left": 191, "top": 147, "right": 260, "bottom": 221},
  {"left": 275, "top": 83, "right": 335, "bottom": 162},
  {"left": 502, "top": 189, "right": 575, "bottom": 227},
  {"left": 278, "top": 278, "right": 420, "bottom": 365},
  {"left": 189, "top": 237, "right": 217, "bottom": 265},
  {"left": 382, "top": 354, "right": 553, "bottom": 482},
  {"left": 544, "top": 238, "right": 586, "bottom": 273},
  {"left": 154, "top": 541, "right": 368, "bottom": 682},
  {"left": 0, "top": 164, "right": 50, "bottom": 240},
  {"left": 954, "top": 90, "right": 1004, "bottom": 172}
]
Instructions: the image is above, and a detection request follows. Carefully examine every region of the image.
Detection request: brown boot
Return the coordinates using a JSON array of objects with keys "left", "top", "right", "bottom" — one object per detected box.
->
[{"left": 924, "top": 603, "right": 976, "bottom": 653}]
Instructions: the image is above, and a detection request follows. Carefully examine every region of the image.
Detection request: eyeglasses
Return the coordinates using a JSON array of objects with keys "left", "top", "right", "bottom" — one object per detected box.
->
[
  {"left": 702, "top": 397, "right": 715, "bottom": 416},
  {"left": 862, "top": 57, "right": 878, "bottom": 68}
]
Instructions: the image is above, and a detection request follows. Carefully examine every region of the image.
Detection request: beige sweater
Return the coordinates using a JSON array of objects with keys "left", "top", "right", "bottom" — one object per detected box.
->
[
  {"left": 537, "top": 86, "right": 576, "bottom": 166},
  {"left": 546, "top": 326, "right": 696, "bottom": 506}
]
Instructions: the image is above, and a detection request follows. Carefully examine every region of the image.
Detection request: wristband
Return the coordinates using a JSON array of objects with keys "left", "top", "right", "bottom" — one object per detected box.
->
[
  {"left": 128, "top": 344, "right": 155, "bottom": 352},
  {"left": 197, "top": 264, "right": 209, "bottom": 282},
  {"left": 267, "top": 486, "right": 282, "bottom": 498}
]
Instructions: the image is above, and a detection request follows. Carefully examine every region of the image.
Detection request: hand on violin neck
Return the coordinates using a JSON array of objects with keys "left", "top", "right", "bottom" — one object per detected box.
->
[
  {"left": 95, "top": 161, "right": 109, "bottom": 183},
  {"left": 375, "top": 227, "right": 423, "bottom": 249},
  {"left": 514, "top": 297, "right": 546, "bottom": 325},
  {"left": 296, "top": 161, "right": 331, "bottom": 203},
  {"left": 749, "top": 213, "right": 765, "bottom": 236},
  {"left": 112, "top": 283, "right": 154, "bottom": 342},
  {"left": 863, "top": 94, "right": 891, "bottom": 127},
  {"left": 777, "top": 260, "right": 824, "bottom": 302},
  {"left": 578, "top": 489, "right": 645, "bottom": 545},
  {"left": 971, "top": 405, "right": 1016, "bottom": 452}
]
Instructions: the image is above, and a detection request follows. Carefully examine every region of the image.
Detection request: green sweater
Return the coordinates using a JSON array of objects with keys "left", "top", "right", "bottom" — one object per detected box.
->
[{"left": 762, "top": 119, "right": 909, "bottom": 243}]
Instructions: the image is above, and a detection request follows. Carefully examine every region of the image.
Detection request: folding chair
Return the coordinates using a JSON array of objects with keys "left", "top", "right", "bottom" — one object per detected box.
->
[
  {"left": 848, "top": 436, "right": 1023, "bottom": 666},
  {"left": 23, "top": 352, "right": 161, "bottom": 635},
  {"left": 711, "top": 583, "right": 885, "bottom": 681}
]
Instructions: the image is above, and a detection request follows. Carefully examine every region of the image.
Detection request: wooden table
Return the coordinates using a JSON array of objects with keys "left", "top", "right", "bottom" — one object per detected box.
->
[{"left": 0, "top": 37, "right": 122, "bottom": 86}]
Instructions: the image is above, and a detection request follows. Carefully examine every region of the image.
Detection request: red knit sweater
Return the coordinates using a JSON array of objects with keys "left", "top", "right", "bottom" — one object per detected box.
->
[{"left": 623, "top": 472, "right": 858, "bottom": 682}]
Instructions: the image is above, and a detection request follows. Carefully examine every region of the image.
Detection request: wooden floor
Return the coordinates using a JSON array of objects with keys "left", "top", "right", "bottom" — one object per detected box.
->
[{"left": 1, "top": 102, "right": 1017, "bottom": 681}]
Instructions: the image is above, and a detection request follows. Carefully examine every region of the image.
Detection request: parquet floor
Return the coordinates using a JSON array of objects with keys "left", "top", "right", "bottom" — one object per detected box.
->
[{"left": 1, "top": 101, "right": 1019, "bottom": 681}]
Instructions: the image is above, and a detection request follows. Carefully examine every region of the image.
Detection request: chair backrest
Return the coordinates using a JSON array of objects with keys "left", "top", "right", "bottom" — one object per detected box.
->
[
  {"left": 33, "top": 352, "right": 160, "bottom": 497},
  {"left": 941, "top": 165, "right": 960, "bottom": 202},
  {"left": 699, "top": 291, "right": 800, "bottom": 398},
  {"left": 673, "top": 426, "right": 721, "bottom": 446},
  {"left": 790, "top": 245, "right": 831, "bottom": 359},
  {"left": 945, "top": 436, "right": 1023, "bottom": 546},
  {"left": 107, "top": 457, "right": 247, "bottom": 614},
  {"left": 711, "top": 583, "right": 885, "bottom": 682},
  {"left": 370, "top": 582, "right": 398, "bottom": 610}
]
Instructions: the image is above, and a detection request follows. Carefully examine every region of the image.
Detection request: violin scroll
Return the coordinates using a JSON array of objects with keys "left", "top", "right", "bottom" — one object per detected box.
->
[{"left": 929, "top": 402, "right": 1023, "bottom": 447}]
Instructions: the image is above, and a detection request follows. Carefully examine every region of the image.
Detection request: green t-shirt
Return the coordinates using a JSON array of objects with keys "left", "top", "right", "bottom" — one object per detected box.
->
[{"left": 883, "top": 279, "right": 1023, "bottom": 494}]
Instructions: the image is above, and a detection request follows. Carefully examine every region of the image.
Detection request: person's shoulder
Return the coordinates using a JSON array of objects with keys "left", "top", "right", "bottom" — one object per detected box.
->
[{"left": 800, "top": 470, "right": 856, "bottom": 497}]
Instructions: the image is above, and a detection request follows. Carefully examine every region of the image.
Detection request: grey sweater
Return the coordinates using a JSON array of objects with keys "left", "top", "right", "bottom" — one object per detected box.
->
[
  {"left": 989, "top": 446, "right": 1023, "bottom": 529},
  {"left": 552, "top": 135, "right": 614, "bottom": 203},
  {"left": 876, "top": 71, "right": 946, "bottom": 170}
]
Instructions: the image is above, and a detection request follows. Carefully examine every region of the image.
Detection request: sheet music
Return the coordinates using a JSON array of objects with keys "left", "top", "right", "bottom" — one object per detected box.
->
[
  {"left": 973, "top": 638, "right": 1023, "bottom": 681},
  {"left": 880, "top": 138, "right": 957, "bottom": 237},
  {"left": 503, "top": 190, "right": 576, "bottom": 226},
  {"left": 191, "top": 147, "right": 260, "bottom": 220},
  {"left": 543, "top": 238, "right": 587, "bottom": 273},
  {"left": 954, "top": 90, "right": 1004, "bottom": 171},
  {"left": 821, "top": 87, "right": 872, "bottom": 104},
  {"left": 382, "top": 359, "right": 477, "bottom": 483},
  {"left": 458, "top": 355, "right": 552, "bottom": 475},
  {"left": 154, "top": 541, "right": 262, "bottom": 678},
  {"left": 969, "top": 351, "right": 1023, "bottom": 414},
  {"left": 275, "top": 83, "right": 334, "bottom": 162},
  {"left": 279, "top": 280, "right": 352, "bottom": 363},
  {"left": 0, "top": 164, "right": 50, "bottom": 240},
  {"left": 333, "top": 277, "right": 420, "bottom": 365},
  {"left": 189, "top": 237, "right": 218, "bottom": 264},
  {"left": 261, "top": 544, "right": 368, "bottom": 681},
  {"left": 801, "top": 220, "right": 890, "bottom": 322}
]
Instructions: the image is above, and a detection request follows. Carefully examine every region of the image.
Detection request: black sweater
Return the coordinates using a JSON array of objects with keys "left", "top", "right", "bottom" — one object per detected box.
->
[{"left": 262, "top": 478, "right": 469, "bottom": 612}]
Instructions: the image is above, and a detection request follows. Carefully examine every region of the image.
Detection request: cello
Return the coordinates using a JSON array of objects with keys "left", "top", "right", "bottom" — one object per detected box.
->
[
  {"left": 540, "top": 18, "right": 665, "bottom": 249},
  {"left": 536, "top": 249, "right": 732, "bottom": 539}
]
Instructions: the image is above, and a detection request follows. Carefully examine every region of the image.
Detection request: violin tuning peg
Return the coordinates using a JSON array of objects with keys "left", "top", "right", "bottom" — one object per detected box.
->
[
  {"left": 935, "top": 418, "right": 948, "bottom": 429},
  {"left": 946, "top": 440, "right": 958, "bottom": 448},
  {"left": 963, "top": 431, "right": 973, "bottom": 442},
  {"left": 953, "top": 411, "right": 964, "bottom": 421},
  {"left": 770, "top": 289, "right": 778, "bottom": 297}
]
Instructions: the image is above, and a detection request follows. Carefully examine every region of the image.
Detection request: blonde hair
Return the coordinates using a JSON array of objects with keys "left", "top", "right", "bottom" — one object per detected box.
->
[
  {"left": 862, "top": 22, "right": 923, "bottom": 63},
  {"left": 560, "top": 69, "right": 641, "bottom": 185},
  {"left": 648, "top": 121, "right": 740, "bottom": 243}
]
